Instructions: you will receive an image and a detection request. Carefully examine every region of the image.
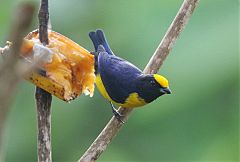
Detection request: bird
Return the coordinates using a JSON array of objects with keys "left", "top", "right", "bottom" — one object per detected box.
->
[{"left": 89, "top": 29, "right": 171, "bottom": 122}]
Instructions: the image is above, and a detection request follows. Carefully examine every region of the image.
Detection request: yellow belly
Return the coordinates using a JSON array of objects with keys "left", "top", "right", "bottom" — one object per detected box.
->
[
  {"left": 95, "top": 74, "right": 113, "bottom": 103},
  {"left": 95, "top": 74, "right": 147, "bottom": 108},
  {"left": 121, "top": 92, "right": 147, "bottom": 108}
]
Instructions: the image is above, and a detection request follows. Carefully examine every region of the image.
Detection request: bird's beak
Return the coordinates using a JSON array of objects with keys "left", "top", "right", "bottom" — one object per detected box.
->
[{"left": 160, "top": 87, "right": 172, "bottom": 94}]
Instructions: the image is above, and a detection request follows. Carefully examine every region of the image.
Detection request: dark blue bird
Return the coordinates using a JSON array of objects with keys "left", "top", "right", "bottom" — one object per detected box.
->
[{"left": 89, "top": 29, "right": 171, "bottom": 122}]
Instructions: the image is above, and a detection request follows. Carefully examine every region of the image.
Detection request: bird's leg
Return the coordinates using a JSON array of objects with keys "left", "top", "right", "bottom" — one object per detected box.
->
[{"left": 109, "top": 102, "right": 124, "bottom": 124}]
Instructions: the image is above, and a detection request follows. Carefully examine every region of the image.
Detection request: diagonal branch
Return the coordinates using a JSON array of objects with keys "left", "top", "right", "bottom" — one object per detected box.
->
[
  {"left": 78, "top": 0, "right": 200, "bottom": 161},
  {"left": 35, "top": 0, "right": 52, "bottom": 162}
]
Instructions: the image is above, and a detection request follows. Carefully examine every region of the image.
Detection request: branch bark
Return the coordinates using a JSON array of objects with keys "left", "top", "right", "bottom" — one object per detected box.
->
[
  {"left": 0, "top": 3, "right": 35, "bottom": 161},
  {"left": 78, "top": 0, "right": 200, "bottom": 161},
  {"left": 35, "top": 0, "right": 52, "bottom": 162}
]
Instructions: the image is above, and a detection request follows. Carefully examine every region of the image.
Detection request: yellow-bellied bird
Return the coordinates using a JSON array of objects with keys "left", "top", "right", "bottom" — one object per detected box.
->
[{"left": 89, "top": 29, "right": 171, "bottom": 122}]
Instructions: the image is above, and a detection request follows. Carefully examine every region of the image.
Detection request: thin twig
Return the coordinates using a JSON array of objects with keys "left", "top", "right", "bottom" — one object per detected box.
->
[
  {"left": 0, "top": 3, "right": 35, "bottom": 161},
  {"left": 35, "top": 0, "right": 52, "bottom": 162},
  {"left": 78, "top": 0, "right": 200, "bottom": 161}
]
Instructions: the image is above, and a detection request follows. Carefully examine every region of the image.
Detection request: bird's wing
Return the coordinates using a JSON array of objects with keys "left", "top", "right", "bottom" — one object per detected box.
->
[{"left": 98, "top": 52, "right": 142, "bottom": 104}]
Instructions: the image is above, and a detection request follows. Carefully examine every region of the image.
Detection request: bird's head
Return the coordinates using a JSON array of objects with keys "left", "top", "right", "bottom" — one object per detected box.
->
[
  {"left": 136, "top": 74, "right": 171, "bottom": 103},
  {"left": 152, "top": 74, "right": 171, "bottom": 94}
]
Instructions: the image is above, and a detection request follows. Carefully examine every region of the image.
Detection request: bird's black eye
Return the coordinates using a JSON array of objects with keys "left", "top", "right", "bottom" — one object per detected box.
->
[{"left": 150, "top": 80, "right": 156, "bottom": 86}]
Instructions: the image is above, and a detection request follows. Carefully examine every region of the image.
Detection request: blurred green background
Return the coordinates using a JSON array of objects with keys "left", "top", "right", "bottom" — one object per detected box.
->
[{"left": 0, "top": 0, "right": 239, "bottom": 162}]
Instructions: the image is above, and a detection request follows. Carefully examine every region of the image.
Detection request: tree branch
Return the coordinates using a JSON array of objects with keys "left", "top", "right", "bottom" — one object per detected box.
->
[
  {"left": 78, "top": 0, "right": 200, "bottom": 161},
  {"left": 0, "top": 3, "right": 35, "bottom": 161},
  {"left": 35, "top": 0, "right": 52, "bottom": 162}
]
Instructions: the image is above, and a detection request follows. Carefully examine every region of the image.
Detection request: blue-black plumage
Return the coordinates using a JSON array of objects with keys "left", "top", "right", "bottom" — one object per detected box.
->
[
  {"left": 89, "top": 29, "right": 114, "bottom": 55},
  {"left": 89, "top": 29, "right": 171, "bottom": 122}
]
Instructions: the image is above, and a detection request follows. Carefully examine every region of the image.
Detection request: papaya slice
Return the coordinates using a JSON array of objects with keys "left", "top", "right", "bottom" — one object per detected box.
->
[{"left": 20, "top": 30, "right": 95, "bottom": 101}]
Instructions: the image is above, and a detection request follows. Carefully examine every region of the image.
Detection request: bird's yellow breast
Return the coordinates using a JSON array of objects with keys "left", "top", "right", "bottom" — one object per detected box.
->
[
  {"left": 95, "top": 74, "right": 113, "bottom": 102},
  {"left": 121, "top": 92, "right": 146, "bottom": 108},
  {"left": 95, "top": 74, "right": 147, "bottom": 108}
]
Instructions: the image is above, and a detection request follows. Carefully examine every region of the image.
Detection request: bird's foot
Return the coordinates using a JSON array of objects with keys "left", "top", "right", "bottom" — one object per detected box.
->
[
  {"left": 112, "top": 109, "right": 125, "bottom": 124},
  {"left": 110, "top": 102, "right": 125, "bottom": 124}
]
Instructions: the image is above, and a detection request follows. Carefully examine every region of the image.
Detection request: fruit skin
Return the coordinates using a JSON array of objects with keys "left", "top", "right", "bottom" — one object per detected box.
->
[
  {"left": 21, "top": 30, "right": 95, "bottom": 101},
  {"left": 26, "top": 70, "right": 66, "bottom": 100}
]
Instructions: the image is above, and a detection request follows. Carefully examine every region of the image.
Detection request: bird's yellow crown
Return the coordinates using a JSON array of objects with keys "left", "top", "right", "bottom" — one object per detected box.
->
[{"left": 153, "top": 74, "right": 169, "bottom": 88}]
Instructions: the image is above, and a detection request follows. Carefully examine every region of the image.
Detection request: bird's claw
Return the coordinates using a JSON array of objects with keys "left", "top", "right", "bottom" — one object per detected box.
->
[
  {"left": 112, "top": 109, "right": 125, "bottom": 124},
  {"left": 110, "top": 102, "right": 125, "bottom": 124}
]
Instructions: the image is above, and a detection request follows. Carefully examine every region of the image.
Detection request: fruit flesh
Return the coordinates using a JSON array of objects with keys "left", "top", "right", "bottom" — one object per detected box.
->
[{"left": 22, "top": 30, "right": 95, "bottom": 101}]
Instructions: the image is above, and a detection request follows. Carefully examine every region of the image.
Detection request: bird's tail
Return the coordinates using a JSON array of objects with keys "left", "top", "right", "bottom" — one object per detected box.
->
[{"left": 89, "top": 29, "right": 113, "bottom": 55}]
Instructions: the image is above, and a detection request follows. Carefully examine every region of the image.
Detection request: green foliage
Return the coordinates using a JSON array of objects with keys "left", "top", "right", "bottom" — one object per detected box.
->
[{"left": 0, "top": 0, "right": 238, "bottom": 161}]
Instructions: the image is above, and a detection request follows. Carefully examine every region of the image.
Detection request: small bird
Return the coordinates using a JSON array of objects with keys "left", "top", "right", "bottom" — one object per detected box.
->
[{"left": 89, "top": 29, "right": 171, "bottom": 122}]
